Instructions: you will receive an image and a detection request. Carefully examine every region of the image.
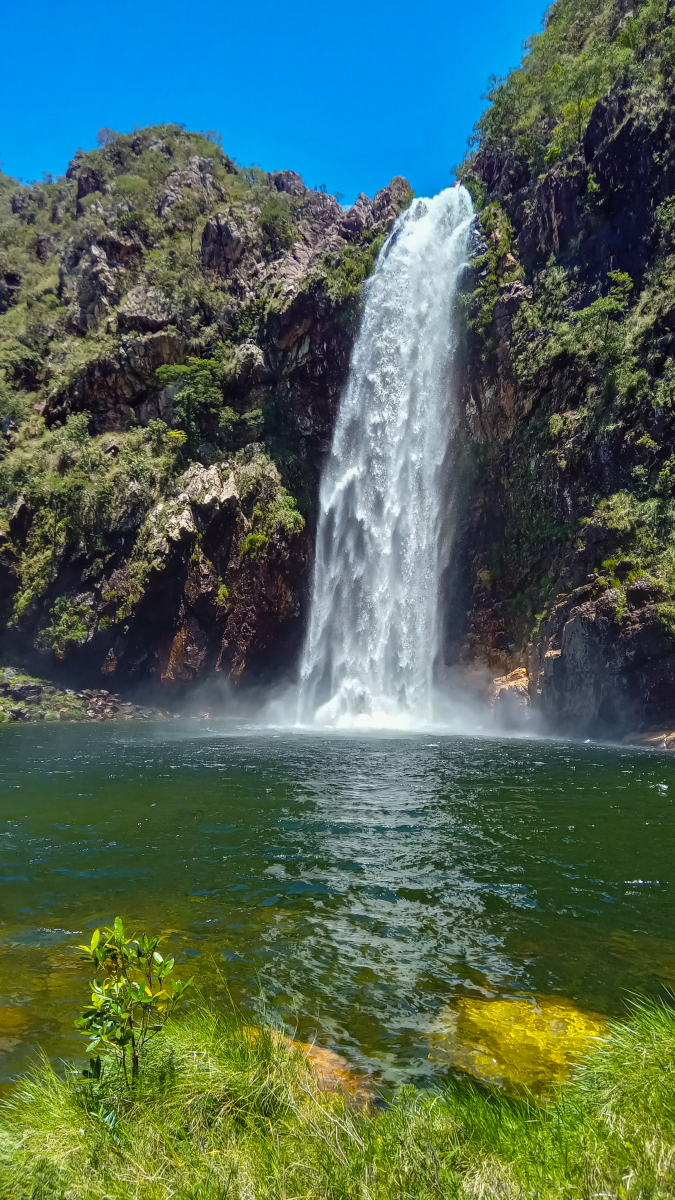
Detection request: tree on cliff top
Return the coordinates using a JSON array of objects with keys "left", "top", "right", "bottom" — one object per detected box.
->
[{"left": 465, "top": 0, "right": 672, "bottom": 175}]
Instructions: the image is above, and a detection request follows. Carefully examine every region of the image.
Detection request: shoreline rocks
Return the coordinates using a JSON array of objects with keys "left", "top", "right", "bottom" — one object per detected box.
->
[{"left": 0, "top": 666, "right": 173, "bottom": 724}]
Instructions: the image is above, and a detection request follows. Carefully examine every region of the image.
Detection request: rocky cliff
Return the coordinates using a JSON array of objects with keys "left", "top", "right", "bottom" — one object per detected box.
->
[
  {"left": 455, "top": 0, "right": 675, "bottom": 736},
  {"left": 0, "top": 126, "right": 410, "bottom": 688},
  {"left": 4, "top": 2, "right": 674, "bottom": 738}
]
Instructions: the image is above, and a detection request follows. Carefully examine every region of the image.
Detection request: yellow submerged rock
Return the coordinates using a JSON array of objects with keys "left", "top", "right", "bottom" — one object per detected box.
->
[{"left": 428, "top": 994, "right": 606, "bottom": 1090}]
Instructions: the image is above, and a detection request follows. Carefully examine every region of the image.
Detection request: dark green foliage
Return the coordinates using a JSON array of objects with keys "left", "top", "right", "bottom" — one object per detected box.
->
[
  {"left": 258, "top": 193, "right": 296, "bottom": 251},
  {"left": 114, "top": 210, "right": 152, "bottom": 241},
  {"left": 467, "top": 202, "right": 521, "bottom": 360},
  {"left": 0, "top": 415, "right": 179, "bottom": 627},
  {"left": 156, "top": 356, "right": 225, "bottom": 448},
  {"left": 235, "top": 457, "right": 304, "bottom": 564},
  {"left": 461, "top": 2, "right": 675, "bottom": 641},
  {"left": 36, "top": 594, "right": 95, "bottom": 658},
  {"left": 172, "top": 197, "right": 202, "bottom": 253},
  {"left": 303, "top": 229, "right": 387, "bottom": 305},
  {"left": 572, "top": 270, "right": 633, "bottom": 351},
  {"left": 463, "top": 0, "right": 673, "bottom": 175}
]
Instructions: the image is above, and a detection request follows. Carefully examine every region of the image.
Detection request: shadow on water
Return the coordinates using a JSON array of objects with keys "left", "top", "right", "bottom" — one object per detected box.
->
[{"left": 0, "top": 718, "right": 674, "bottom": 1088}]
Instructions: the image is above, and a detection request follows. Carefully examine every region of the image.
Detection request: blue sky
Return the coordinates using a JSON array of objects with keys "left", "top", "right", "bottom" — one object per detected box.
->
[{"left": 1, "top": 0, "right": 545, "bottom": 204}]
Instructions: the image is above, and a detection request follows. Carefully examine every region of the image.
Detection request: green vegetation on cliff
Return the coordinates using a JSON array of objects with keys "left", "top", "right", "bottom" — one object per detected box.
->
[
  {"left": 466, "top": 0, "right": 674, "bottom": 179},
  {"left": 457, "top": 0, "right": 675, "bottom": 725},
  {"left": 0, "top": 125, "right": 409, "bottom": 684}
]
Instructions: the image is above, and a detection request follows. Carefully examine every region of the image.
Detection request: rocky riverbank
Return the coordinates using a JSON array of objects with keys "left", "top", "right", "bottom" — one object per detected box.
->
[{"left": 0, "top": 665, "right": 172, "bottom": 723}]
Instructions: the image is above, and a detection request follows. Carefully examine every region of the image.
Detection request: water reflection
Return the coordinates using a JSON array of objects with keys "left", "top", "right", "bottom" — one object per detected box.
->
[{"left": 0, "top": 722, "right": 673, "bottom": 1086}]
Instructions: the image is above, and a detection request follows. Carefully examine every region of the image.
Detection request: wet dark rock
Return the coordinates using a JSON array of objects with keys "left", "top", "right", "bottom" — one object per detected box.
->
[
  {"left": 626, "top": 579, "right": 656, "bottom": 608},
  {"left": 0, "top": 270, "right": 22, "bottom": 314},
  {"left": 0, "top": 665, "right": 175, "bottom": 725},
  {"left": 8, "top": 496, "right": 32, "bottom": 539},
  {"left": 452, "top": 30, "right": 675, "bottom": 739},
  {"left": 10, "top": 682, "right": 43, "bottom": 702},
  {"left": 36, "top": 233, "right": 54, "bottom": 263},
  {"left": 118, "top": 286, "right": 176, "bottom": 333},
  {"left": 44, "top": 330, "right": 189, "bottom": 432}
]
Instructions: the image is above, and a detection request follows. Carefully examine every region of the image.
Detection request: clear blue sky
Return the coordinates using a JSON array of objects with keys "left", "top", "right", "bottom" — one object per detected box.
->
[{"left": 1, "top": 0, "right": 546, "bottom": 204}]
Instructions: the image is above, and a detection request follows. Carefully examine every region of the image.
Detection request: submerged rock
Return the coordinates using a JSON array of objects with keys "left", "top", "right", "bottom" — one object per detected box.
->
[
  {"left": 428, "top": 994, "right": 606, "bottom": 1091},
  {"left": 292, "top": 1040, "right": 378, "bottom": 1109},
  {"left": 238, "top": 1025, "right": 378, "bottom": 1109}
]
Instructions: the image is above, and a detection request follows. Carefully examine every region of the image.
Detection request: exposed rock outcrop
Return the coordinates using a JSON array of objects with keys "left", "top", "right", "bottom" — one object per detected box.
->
[
  {"left": 45, "top": 331, "right": 190, "bottom": 432},
  {"left": 0, "top": 128, "right": 407, "bottom": 685}
]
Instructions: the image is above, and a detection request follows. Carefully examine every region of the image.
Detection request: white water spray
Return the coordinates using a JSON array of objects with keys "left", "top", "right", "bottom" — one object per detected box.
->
[{"left": 297, "top": 186, "right": 474, "bottom": 729}]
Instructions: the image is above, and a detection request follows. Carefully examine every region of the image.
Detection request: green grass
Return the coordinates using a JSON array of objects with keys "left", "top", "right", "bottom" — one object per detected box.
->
[{"left": 3, "top": 997, "right": 675, "bottom": 1198}]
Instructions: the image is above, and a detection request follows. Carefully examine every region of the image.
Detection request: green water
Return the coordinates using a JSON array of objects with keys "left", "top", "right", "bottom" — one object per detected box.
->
[{"left": 0, "top": 721, "right": 674, "bottom": 1086}]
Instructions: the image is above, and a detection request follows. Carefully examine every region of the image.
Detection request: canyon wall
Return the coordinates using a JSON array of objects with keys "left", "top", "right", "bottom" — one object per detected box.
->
[
  {"left": 3, "top": 0, "right": 675, "bottom": 738},
  {"left": 454, "top": 0, "right": 675, "bottom": 735}
]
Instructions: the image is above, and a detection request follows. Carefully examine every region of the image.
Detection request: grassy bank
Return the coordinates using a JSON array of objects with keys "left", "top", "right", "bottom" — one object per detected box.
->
[{"left": 2, "top": 997, "right": 675, "bottom": 1199}]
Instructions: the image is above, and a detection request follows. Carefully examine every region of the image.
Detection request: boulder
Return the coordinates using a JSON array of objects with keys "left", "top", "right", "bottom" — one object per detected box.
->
[
  {"left": 201, "top": 211, "right": 251, "bottom": 276},
  {"left": 158, "top": 156, "right": 215, "bottom": 216},
  {"left": 371, "top": 176, "right": 412, "bottom": 223},
  {"left": 36, "top": 233, "right": 54, "bottom": 263},
  {"left": 59, "top": 234, "right": 142, "bottom": 334},
  {"left": 118, "top": 286, "right": 176, "bottom": 332},
  {"left": 272, "top": 170, "right": 306, "bottom": 197},
  {"left": 178, "top": 463, "right": 238, "bottom": 512}
]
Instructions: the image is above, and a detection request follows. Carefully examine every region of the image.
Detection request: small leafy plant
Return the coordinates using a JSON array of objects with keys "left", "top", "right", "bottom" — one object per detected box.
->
[{"left": 76, "top": 917, "right": 192, "bottom": 1084}]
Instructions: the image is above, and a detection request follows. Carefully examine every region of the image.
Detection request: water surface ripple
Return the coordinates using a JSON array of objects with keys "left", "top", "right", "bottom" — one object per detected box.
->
[{"left": 0, "top": 722, "right": 673, "bottom": 1084}]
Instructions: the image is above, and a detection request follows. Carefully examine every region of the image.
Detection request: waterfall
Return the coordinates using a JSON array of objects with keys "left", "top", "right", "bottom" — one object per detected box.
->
[{"left": 298, "top": 186, "right": 474, "bottom": 729}]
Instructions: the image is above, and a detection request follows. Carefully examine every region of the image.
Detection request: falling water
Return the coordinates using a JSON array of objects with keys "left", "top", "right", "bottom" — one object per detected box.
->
[{"left": 297, "top": 186, "right": 474, "bottom": 729}]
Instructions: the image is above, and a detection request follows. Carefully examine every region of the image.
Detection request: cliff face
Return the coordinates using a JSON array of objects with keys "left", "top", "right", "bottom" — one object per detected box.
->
[
  {"left": 0, "top": 126, "right": 410, "bottom": 686},
  {"left": 455, "top": 0, "right": 675, "bottom": 736},
  {"left": 4, "top": 5, "right": 674, "bottom": 735}
]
